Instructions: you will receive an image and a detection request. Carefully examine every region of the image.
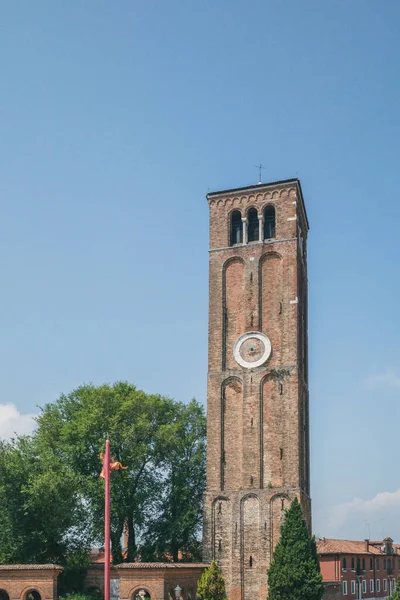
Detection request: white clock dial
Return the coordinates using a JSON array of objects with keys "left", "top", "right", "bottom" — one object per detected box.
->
[{"left": 233, "top": 331, "right": 272, "bottom": 369}]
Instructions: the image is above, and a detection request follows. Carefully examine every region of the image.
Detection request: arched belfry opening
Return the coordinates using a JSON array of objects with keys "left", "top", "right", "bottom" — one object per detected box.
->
[
  {"left": 264, "top": 205, "right": 276, "bottom": 239},
  {"left": 247, "top": 208, "right": 259, "bottom": 242},
  {"left": 230, "top": 210, "right": 243, "bottom": 245}
]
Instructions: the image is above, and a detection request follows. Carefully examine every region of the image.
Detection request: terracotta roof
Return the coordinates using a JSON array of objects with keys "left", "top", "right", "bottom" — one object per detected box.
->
[
  {"left": 317, "top": 539, "right": 392, "bottom": 555},
  {"left": 0, "top": 565, "right": 62, "bottom": 571},
  {"left": 117, "top": 563, "right": 209, "bottom": 569}
]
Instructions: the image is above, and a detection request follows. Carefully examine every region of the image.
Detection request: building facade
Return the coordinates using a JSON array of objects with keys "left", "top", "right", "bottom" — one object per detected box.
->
[
  {"left": 318, "top": 538, "right": 400, "bottom": 600},
  {"left": 202, "top": 179, "right": 311, "bottom": 600}
]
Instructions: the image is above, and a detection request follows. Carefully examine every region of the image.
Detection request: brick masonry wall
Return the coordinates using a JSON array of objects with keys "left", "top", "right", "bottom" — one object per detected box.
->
[
  {"left": 203, "top": 181, "right": 311, "bottom": 600},
  {"left": 0, "top": 566, "right": 61, "bottom": 600},
  {"left": 86, "top": 565, "right": 207, "bottom": 600}
]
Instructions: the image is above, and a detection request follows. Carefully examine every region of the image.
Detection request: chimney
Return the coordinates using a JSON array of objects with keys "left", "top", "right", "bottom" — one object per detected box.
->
[{"left": 365, "top": 539, "right": 369, "bottom": 552}]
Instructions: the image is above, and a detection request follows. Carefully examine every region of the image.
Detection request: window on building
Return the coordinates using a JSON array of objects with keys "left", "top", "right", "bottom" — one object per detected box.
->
[
  {"left": 247, "top": 208, "right": 259, "bottom": 243},
  {"left": 384, "top": 580, "right": 387, "bottom": 592},
  {"left": 370, "top": 579, "right": 374, "bottom": 593},
  {"left": 230, "top": 211, "right": 243, "bottom": 245},
  {"left": 376, "top": 558, "right": 380, "bottom": 570},
  {"left": 384, "top": 559, "right": 387, "bottom": 570},
  {"left": 362, "top": 581, "right": 367, "bottom": 594},
  {"left": 357, "top": 558, "right": 361, "bottom": 574},
  {"left": 394, "top": 579, "right": 397, "bottom": 591},
  {"left": 343, "top": 558, "right": 347, "bottom": 571},
  {"left": 362, "top": 558, "right": 365, "bottom": 571},
  {"left": 343, "top": 581, "right": 348, "bottom": 595},
  {"left": 264, "top": 205, "right": 276, "bottom": 240},
  {"left": 351, "top": 581, "right": 356, "bottom": 595},
  {"left": 370, "top": 558, "right": 373, "bottom": 570},
  {"left": 352, "top": 558, "right": 355, "bottom": 571},
  {"left": 376, "top": 579, "right": 380, "bottom": 592}
]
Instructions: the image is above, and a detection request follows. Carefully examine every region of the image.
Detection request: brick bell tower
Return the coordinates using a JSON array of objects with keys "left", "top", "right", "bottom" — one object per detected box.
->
[{"left": 203, "top": 179, "right": 311, "bottom": 600}]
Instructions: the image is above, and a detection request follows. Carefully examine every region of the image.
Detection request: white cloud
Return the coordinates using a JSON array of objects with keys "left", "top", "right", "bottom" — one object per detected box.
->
[
  {"left": 0, "top": 403, "right": 37, "bottom": 440},
  {"left": 314, "top": 489, "right": 400, "bottom": 541},
  {"left": 364, "top": 370, "right": 400, "bottom": 390}
]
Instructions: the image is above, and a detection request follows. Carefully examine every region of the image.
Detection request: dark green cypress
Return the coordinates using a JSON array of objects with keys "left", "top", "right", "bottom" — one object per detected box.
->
[{"left": 268, "top": 498, "right": 324, "bottom": 600}]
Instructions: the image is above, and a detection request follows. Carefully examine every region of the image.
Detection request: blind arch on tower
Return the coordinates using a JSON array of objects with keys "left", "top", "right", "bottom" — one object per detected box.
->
[
  {"left": 222, "top": 257, "right": 245, "bottom": 370},
  {"left": 221, "top": 377, "right": 243, "bottom": 491},
  {"left": 260, "top": 374, "right": 285, "bottom": 490},
  {"left": 212, "top": 496, "right": 232, "bottom": 577},
  {"left": 269, "top": 494, "right": 290, "bottom": 555},
  {"left": 258, "top": 252, "right": 283, "bottom": 362},
  {"left": 241, "top": 494, "right": 261, "bottom": 600}
]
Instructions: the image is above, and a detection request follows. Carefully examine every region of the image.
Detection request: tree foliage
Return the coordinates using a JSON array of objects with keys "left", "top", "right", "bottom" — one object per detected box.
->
[
  {"left": 20, "top": 382, "right": 205, "bottom": 563},
  {"left": 197, "top": 560, "right": 227, "bottom": 600},
  {"left": 268, "top": 498, "right": 324, "bottom": 600},
  {"left": 388, "top": 578, "right": 400, "bottom": 600},
  {"left": 141, "top": 399, "right": 206, "bottom": 561},
  {"left": 0, "top": 436, "right": 88, "bottom": 564}
]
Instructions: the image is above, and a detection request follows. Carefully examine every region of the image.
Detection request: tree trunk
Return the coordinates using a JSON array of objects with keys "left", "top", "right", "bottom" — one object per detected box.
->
[
  {"left": 111, "top": 523, "right": 124, "bottom": 565},
  {"left": 126, "top": 513, "right": 136, "bottom": 562},
  {"left": 172, "top": 543, "right": 179, "bottom": 563}
]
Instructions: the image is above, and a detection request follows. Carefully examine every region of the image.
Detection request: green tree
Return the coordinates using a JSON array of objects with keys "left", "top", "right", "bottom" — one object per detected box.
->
[
  {"left": 197, "top": 560, "right": 227, "bottom": 600},
  {"left": 0, "top": 436, "right": 89, "bottom": 564},
  {"left": 141, "top": 399, "right": 206, "bottom": 561},
  {"left": 268, "top": 497, "right": 323, "bottom": 600},
  {"left": 388, "top": 578, "right": 400, "bottom": 600},
  {"left": 35, "top": 382, "right": 206, "bottom": 563}
]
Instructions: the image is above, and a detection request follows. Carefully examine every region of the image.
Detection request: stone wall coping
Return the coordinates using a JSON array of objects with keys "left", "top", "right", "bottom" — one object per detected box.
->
[
  {"left": 116, "top": 563, "right": 209, "bottom": 570},
  {"left": 0, "top": 565, "right": 62, "bottom": 571}
]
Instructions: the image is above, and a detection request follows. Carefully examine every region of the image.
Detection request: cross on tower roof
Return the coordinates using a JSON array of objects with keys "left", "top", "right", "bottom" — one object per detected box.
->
[{"left": 255, "top": 163, "right": 265, "bottom": 184}]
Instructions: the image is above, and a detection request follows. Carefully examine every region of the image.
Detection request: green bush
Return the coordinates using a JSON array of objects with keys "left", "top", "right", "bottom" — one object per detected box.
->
[
  {"left": 59, "top": 592, "right": 103, "bottom": 600},
  {"left": 59, "top": 591, "right": 104, "bottom": 600},
  {"left": 197, "top": 560, "right": 227, "bottom": 600}
]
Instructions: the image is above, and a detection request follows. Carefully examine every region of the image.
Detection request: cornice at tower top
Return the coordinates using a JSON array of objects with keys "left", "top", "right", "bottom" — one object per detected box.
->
[{"left": 207, "top": 177, "right": 309, "bottom": 231}]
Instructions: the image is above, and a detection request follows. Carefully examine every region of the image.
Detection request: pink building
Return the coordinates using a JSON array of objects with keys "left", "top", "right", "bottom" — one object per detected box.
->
[{"left": 318, "top": 538, "right": 400, "bottom": 600}]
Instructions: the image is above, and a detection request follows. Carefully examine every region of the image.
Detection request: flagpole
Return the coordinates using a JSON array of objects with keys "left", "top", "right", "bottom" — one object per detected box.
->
[{"left": 104, "top": 438, "right": 111, "bottom": 600}]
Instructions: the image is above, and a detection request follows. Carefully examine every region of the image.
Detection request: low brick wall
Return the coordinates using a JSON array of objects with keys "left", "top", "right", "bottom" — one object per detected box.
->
[
  {"left": 86, "top": 563, "right": 209, "bottom": 600},
  {"left": 0, "top": 565, "right": 62, "bottom": 600}
]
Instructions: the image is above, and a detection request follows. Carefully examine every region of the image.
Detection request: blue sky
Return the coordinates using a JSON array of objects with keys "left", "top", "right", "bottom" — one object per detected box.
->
[{"left": 1, "top": 0, "right": 400, "bottom": 541}]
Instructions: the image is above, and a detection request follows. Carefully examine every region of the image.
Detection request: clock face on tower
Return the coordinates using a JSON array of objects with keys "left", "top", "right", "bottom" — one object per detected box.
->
[{"left": 233, "top": 331, "right": 272, "bottom": 369}]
